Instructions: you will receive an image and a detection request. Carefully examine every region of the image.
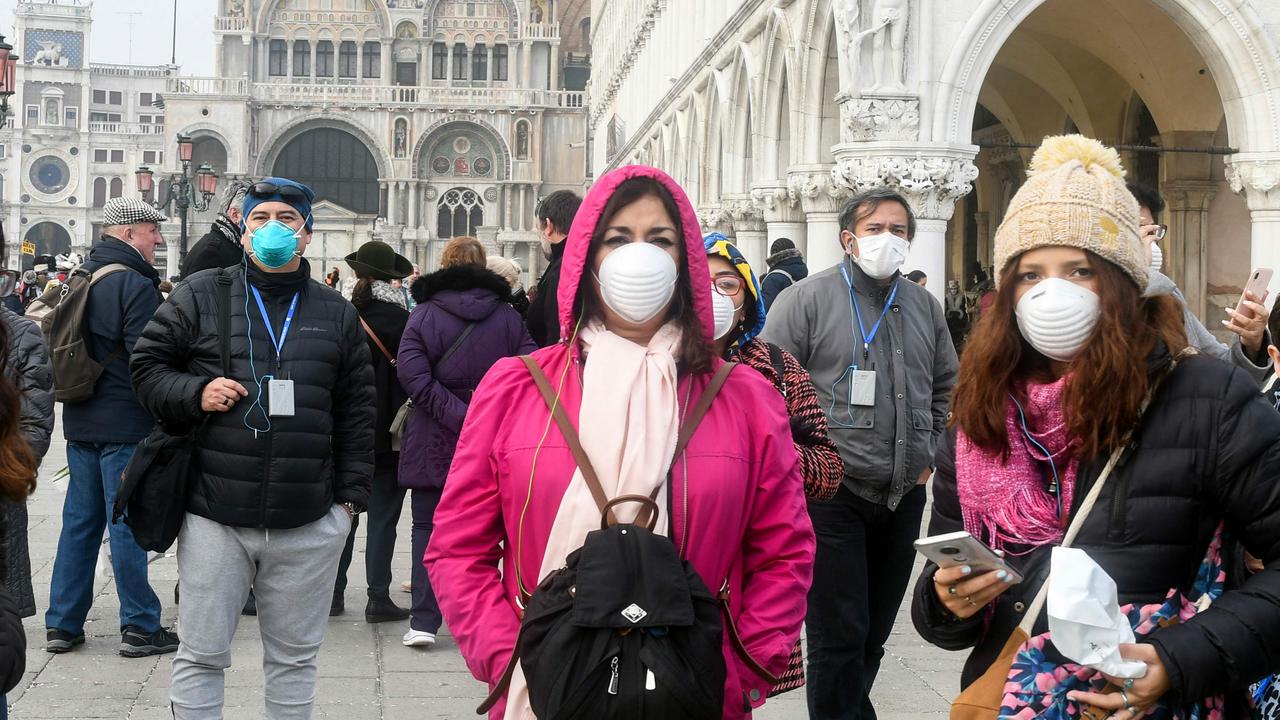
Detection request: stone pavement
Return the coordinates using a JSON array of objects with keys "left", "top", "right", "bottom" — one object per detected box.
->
[{"left": 9, "top": 414, "right": 965, "bottom": 719}]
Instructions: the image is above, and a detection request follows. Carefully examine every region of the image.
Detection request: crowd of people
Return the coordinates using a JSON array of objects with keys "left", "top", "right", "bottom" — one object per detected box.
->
[{"left": 0, "top": 133, "right": 1276, "bottom": 720}]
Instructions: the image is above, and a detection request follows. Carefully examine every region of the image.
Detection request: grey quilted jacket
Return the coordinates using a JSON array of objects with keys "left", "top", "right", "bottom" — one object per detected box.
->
[{"left": 2, "top": 307, "right": 53, "bottom": 617}]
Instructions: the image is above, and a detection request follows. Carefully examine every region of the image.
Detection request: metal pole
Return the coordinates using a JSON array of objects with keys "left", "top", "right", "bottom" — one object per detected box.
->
[
  {"left": 171, "top": 0, "right": 178, "bottom": 66},
  {"left": 180, "top": 198, "right": 189, "bottom": 268}
]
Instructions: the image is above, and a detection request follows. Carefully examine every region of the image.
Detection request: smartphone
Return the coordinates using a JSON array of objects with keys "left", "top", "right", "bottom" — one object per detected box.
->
[
  {"left": 1153, "top": 225, "right": 1168, "bottom": 241},
  {"left": 1238, "top": 268, "right": 1273, "bottom": 309},
  {"left": 914, "top": 531, "right": 1023, "bottom": 584}
]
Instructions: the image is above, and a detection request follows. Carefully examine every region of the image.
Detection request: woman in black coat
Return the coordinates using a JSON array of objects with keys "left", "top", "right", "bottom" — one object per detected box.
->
[
  {"left": 333, "top": 241, "right": 415, "bottom": 622},
  {"left": 911, "top": 137, "right": 1280, "bottom": 717}
]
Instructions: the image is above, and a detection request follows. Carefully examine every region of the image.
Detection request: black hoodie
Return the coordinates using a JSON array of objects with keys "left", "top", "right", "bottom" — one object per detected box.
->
[
  {"left": 63, "top": 236, "right": 162, "bottom": 444},
  {"left": 524, "top": 240, "right": 564, "bottom": 347}
]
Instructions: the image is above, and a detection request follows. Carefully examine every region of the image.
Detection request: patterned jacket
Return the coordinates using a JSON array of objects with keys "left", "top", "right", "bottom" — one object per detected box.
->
[{"left": 733, "top": 338, "right": 843, "bottom": 501}]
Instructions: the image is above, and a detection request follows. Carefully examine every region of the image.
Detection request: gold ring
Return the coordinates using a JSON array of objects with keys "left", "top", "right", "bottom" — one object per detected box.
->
[{"left": 948, "top": 585, "right": 958, "bottom": 597}]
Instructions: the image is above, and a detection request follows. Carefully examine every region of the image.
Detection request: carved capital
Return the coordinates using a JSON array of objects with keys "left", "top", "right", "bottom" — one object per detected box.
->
[
  {"left": 1226, "top": 156, "right": 1280, "bottom": 211},
  {"left": 699, "top": 204, "right": 733, "bottom": 233},
  {"left": 839, "top": 96, "right": 920, "bottom": 143},
  {"left": 750, "top": 183, "right": 805, "bottom": 223},
  {"left": 787, "top": 167, "right": 851, "bottom": 215},
  {"left": 723, "top": 195, "right": 766, "bottom": 232},
  {"left": 831, "top": 150, "right": 978, "bottom": 221},
  {"left": 1163, "top": 180, "right": 1219, "bottom": 212}
]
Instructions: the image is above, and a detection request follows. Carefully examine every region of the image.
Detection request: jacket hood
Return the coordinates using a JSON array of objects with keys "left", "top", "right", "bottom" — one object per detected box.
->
[
  {"left": 704, "top": 233, "right": 765, "bottom": 346},
  {"left": 412, "top": 264, "right": 510, "bottom": 321},
  {"left": 1143, "top": 269, "right": 1176, "bottom": 299},
  {"left": 555, "top": 165, "right": 714, "bottom": 342},
  {"left": 89, "top": 237, "right": 160, "bottom": 285},
  {"left": 767, "top": 248, "right": 804, "bottom": 269}
]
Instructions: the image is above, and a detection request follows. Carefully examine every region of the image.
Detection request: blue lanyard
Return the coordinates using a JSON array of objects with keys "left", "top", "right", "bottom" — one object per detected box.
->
[
  {"left": 250, "top": 286, "right": 299, "bottom": 366},
  {"left": 841, "top": 263, "right": 898, "bottom": 364}
]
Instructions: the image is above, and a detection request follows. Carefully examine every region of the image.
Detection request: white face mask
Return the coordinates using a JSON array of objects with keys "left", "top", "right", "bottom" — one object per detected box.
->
[
  {"left": 1149, "top": 242, "right": 1163, "bottom": 274},
  {"left": 711, "top": 284, "right": 742, "bottom": 341},
  {"left": 595, "top": 242, "right": 679, "bottom": 324},
  {"left": 1015, "top": 277, "right": 1101, "bottom": 363},
  {"left": 851, "top": 232, "right": 910, "bottom": 280}
]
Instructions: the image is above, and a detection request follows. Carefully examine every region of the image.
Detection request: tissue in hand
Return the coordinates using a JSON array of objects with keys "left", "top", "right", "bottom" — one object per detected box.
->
[{"left": 1046, "top": 547, "right": 1148, "bottom": 679}]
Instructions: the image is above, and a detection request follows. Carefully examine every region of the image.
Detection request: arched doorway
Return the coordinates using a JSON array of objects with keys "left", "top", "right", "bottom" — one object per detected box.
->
[
  {"left": 25, "top": 221, "right": 72, "bottom": 260},
  {"left": 271, "top": 127, "right": 380, "bottom": 215},
  {"left": 437, "top": 188, "right": 484, "bottom": 239},
  {"left": 950, "top": 0, "right": 1253, "bottom": 322}
]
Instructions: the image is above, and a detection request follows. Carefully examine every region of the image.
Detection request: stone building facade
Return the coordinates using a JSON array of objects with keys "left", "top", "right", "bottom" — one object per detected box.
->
[
  {"left": 4, "top": 0, "right": 591, "bottom": 282},
  {"left": 591, "top": 0, "right": 1280, "bottom": 320}
]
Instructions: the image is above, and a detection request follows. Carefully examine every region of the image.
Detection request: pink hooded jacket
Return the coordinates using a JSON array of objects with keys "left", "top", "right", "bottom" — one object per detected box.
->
[{"left": 425, "top": 165, "right": 815, "bottom": 719}]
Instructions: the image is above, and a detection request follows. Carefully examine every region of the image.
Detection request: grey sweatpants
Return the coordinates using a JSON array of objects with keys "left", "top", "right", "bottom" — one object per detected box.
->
[{"left": 169, "top": 507, "right": 351, "bottom": 719}]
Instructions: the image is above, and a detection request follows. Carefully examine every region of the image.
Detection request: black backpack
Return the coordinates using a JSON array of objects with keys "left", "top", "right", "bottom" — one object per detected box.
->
[
  {"left": 26, "top": 263, "right": 129, "bottom": 403},
  {"left": 477, "top": 358, "right": 778, "bottom": 719},
  {"left": 112, "top": 270, "right": 233, "bottom": 552}
]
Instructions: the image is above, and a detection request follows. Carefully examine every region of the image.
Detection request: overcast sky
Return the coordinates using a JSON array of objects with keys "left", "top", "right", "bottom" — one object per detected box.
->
[{"left": 0, "top": 0, "right": 215, "bottom": 75}]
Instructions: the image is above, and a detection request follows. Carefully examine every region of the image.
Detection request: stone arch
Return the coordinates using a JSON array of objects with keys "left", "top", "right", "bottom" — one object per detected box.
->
[
  {"left": 702, "top": 84, "right": 725, "bottom": 204},
  {"left": 411, "top": 117, "right": 512, "bottom": 181},
  {"left": 933, "top": 0, "right": 1280, "bottom": 151},
  {"left": 800, "top": 0, "right": 839, "bottom": 163},
  {"left": 425, "top": 0, "right": 521, "bottom": 36},
  {"left": 723, "top": 53, "right": 756, "bottom": 195},
  {"left": 257, "top": 115, "right": 391, "bottom": 179},
  {"left": 759, "top": 8, "right": 799, "bottom": 181},
  {"left": 256, "top": 0, "right": 392, "bottom": 37}
]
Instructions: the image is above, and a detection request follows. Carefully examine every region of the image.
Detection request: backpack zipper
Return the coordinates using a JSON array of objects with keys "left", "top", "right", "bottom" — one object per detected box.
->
[{"left": 607, "top": 656, "right": 620, "bottom": 696}]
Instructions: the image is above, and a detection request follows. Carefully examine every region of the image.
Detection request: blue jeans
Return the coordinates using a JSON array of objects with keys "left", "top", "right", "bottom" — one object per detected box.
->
[{"left": 45, "top": 442, "right": 162, "bottom": 634}]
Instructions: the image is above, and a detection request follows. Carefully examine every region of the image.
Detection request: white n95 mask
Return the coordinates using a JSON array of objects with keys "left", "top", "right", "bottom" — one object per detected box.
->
[
  {"left": 1015, "top": 277, "right": 1100, "bottom": 362},
  {"left": 711, "top": 286, "right": 741, "bottom": 341},
  {"left": 595, "top": 242, "right": 679, "bottom": 324},
  {"left": 852, "top": 232, "right": 910, "bottom": 280}
]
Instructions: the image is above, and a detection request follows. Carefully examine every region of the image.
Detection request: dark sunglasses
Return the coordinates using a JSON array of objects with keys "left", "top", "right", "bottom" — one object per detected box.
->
[{"left": 249, "top": 182, "right": 310, "bottom": 204}]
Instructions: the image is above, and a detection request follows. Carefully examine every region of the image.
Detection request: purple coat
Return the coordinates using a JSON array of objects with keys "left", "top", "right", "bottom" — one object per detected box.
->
[{"left": 397, "top": 264, "right": 536, "bottom": 489}]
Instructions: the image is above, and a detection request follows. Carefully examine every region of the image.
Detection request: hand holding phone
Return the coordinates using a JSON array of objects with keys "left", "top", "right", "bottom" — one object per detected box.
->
[
  {"left": 917, "top": 531, "right": 1022, "bottom": 620},
  {"left": 1224, "top": 268, "right": 1272, "bottom": 356}
]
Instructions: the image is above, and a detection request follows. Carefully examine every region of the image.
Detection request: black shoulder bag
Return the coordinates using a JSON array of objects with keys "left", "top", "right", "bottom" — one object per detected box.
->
[{"left": 113, "top": 270, "right": 234, "bottom": 552}]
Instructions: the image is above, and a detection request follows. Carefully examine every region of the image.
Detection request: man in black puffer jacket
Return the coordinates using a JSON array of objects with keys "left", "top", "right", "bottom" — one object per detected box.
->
[{"left": 131, "top": 178, "right": 374, "bottom": 718}]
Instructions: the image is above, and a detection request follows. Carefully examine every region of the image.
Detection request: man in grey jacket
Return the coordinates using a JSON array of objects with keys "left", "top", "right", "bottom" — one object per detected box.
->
[{"left": 763, "top": 187, "right": 957, "bottom": 720}]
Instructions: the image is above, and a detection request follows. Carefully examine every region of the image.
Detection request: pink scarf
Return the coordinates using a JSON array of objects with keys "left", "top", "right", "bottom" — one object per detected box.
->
[{"left": 955, "top": 377, "right": 1079, "bottom": 555}]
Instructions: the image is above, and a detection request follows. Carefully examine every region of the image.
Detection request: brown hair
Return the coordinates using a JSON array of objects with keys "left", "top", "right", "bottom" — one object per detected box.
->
[
  {"left": 574, "top": 176, "right": 715, "bottom": 374},
  {"left": 950, "top": 251, "right": 1188, "bottom": 459},
  {"left": 0, "top": 322, "right": 37, "bottom": 502},
  {"left": 441, "top": 236, "right": 486, "bottom": 269}
]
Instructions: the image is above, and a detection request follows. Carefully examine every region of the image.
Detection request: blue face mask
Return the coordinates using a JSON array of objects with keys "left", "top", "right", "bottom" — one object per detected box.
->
[{"left": 249, "top": 219, "right": 304, "bottom": 269}]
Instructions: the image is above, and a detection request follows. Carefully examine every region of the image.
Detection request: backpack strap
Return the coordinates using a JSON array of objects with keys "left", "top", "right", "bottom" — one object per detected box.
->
[
  {"left": 359, "top": 316, "right": 396, "bottom": 366},
  {"left": 719, "top": 581, "right": 781, "bottom": 685},
  {"left": 437, "top": 321, "right": 479, "bottom": 369},
  {"left": 216, "top": 270, "right": 233, "bottom": 378},
  {"left": 766, "top": 342, "right": 788, "bottom": 399},
  {"left": 765, "top": 267, "right": 794, "bottom": 285}
]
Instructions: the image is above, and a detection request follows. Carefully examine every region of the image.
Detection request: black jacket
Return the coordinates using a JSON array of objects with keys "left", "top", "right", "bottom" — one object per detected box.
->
[
  {"left": 63, "top": 237, "right": 162, "bottom": 444},
  {"left": 525, "top": 241, "right": 564, "bottom": 347},
  {"left": 0, "top": 518, "right": 23, "bottom": 693},
  {"left": 351, "top": 295, "right": 410, "bottom": 457},
  {"left": 181, "top": 216, "right": 244, "bottom": 279},
  {"left": 2, "top": 308, "right": 52, "bottom": 618},
  {"left": 130, "top": 259, "right": 375, "bottom": 529},
  {"left": 912, "top": 351, "right": 1280, "bottom": 704},
  {"left": 761, "top": 249, "right": 808, "bottom": 313}
]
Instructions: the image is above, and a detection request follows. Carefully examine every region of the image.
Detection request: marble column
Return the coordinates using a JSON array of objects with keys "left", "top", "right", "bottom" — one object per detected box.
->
[
  {"left": 1158, "top": 131, "right": 1219, "bottom": 318},
  {"left": 409, "top": 182, "right": 421, "bottom": 229},
  {"left": 387, "top": 181, "right": 399, "bottom": 225},
  {"left": 724, "top": 195, "right": 767, "bottom": 269},
  {"left": 751, "top": 182, "right": 809, "bottom": 262},
  {"left": 831, "top": 148, "right": 979, "bottom": 302},
  {"left": 446, "top": 42, "right": 455, "bottom": 87},
  {"left": 1226, "top": 154, "right": 1280, "bottom": 299},
  {"left": 549, "top": 41, "right": 560, "bottom": 91},
  {"left": 487, "top": 45, "right": 495, "bottom": 88},
  {"left": 381, "top": 40, "right": 392, "bottom": 82},
  {"left": 787, "top": 166, "right": 850, "bottom": 274},
  {"left": 504, "top": 184, "right": 514, "bottom": 230},
  {"left": 523, "top": 41, "right": 534, "bottom": 88}
]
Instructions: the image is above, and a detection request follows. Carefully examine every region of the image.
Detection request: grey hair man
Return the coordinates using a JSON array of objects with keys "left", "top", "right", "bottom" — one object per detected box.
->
[
  {"left": 180, "top": 179, "right": 254, "bottom": 278},
  {"left": 761, "top": 186, "right": 957, "bottom": 720}
]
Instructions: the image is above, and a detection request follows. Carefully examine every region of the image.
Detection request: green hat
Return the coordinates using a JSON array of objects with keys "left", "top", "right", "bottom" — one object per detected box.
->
[{"left": 345, "top": 241, "right": 413, "bottom": 281}]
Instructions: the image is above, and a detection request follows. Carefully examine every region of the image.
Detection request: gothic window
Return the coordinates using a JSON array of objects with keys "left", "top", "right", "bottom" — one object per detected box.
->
[
  {"left": 109, "top": 178, "right": 123, "bottom": 199},
  {"left": 452, "top": 45, "right": 467, "bottom": 80},
  {"left": 437, "top": 188, "right": 483, "bottom": 239},
  {"left": 269, "top": 39, "right": 287, "bottom": 76},
  {"left": 272, "top": 127, "right": 380, "bottom": 214},
  {"left": 472, "top": 43, "right": 487, "bottom": 81},
  {"left": 293, "top": 40, "right": 310, "bottom": 76},
  {"left": 339, "top": 41, "right": 358, "bottom": 78},
  {"left": 432, "top": 43, "right": 447, "bottom": 80},
  {"left": 92, "top": 177, "right": 106, "bottom": 207},
  {"left": 362, "top": 41, "right": 380, "bottom": 78},
  {"left": 493, "top": 44, "right": 508, "bottom": 81},
  {"left": 316, "top": 40, "right": 334, "bottom": 77}
]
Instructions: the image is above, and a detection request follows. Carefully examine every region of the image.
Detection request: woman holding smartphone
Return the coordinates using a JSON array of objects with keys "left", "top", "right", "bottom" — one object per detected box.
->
[{"left": 910, "top": 136, "right": 1280, "bottom": 717}]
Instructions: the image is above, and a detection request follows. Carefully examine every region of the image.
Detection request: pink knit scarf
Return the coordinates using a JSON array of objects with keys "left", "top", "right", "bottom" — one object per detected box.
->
[{"left": 955, "top": 376, "right": 1078, "bottom": 556}]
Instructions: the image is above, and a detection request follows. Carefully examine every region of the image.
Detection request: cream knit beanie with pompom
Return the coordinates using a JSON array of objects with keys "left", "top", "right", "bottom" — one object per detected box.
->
[{"left": 992, "top": 135, "right": 1147, "bottom": 291}]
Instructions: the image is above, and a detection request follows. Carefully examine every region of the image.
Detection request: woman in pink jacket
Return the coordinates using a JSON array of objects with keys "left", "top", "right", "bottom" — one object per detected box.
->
[{"left": 425, "top": 165, "right": 815, "bottom": 719}]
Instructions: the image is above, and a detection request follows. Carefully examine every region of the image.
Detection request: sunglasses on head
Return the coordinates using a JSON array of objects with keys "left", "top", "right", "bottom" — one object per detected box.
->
[{"left": 249, "top": 182, "right": 310, "bottom": 204}]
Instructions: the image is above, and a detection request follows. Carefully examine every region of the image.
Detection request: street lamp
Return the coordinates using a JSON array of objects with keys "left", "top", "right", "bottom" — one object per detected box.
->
[
  {"left": 135, "top": 133, "right": 219, "bottom": 274},
  {"left": 0, "top": 35, "right": 16, "bottom": 118}
]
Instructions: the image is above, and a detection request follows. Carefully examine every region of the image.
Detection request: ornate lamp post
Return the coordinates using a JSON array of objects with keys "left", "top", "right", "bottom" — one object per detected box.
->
[
  {"left": 0, "top": 35, "right": 15, "bottom": 267},
  {"left": 135, "top": 133, "right": 218, "bottom": 275}
]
